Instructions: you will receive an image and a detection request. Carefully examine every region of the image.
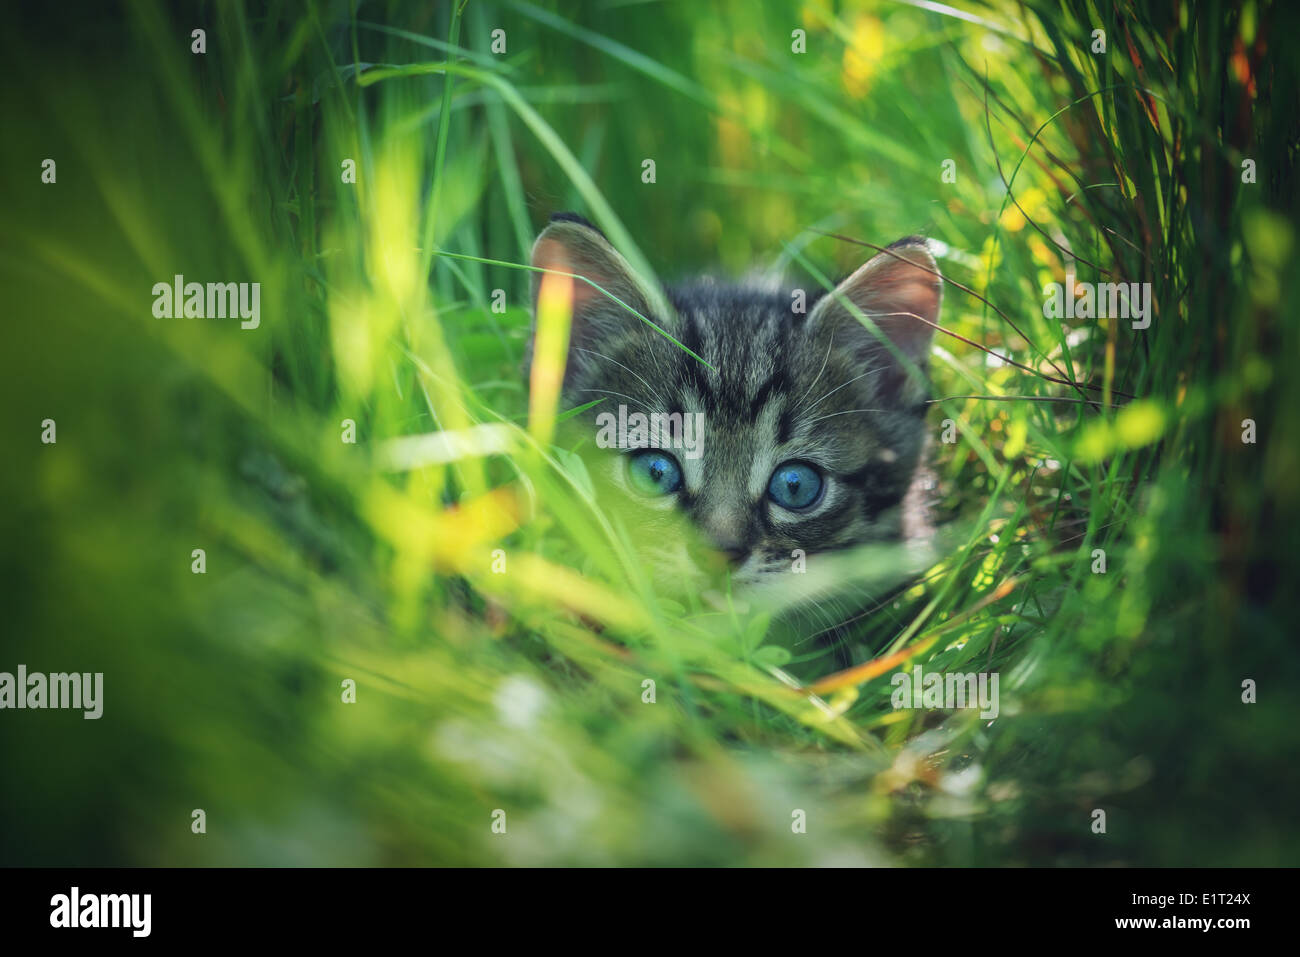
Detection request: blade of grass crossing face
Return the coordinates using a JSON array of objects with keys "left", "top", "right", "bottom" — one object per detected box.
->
[{"left": 529, "top": 271, "right": 574, "bottom": 449}]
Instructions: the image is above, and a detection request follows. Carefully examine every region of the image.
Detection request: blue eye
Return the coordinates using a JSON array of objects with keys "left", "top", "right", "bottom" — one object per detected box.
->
[
  {"left": 767, "top": 461, "right": 823, "bottom": 511},
  {"left": 626, "top": 450, "right": 684, "bottom": 496}
]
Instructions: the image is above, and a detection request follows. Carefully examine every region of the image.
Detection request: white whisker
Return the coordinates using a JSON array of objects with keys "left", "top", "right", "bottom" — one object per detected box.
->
[
  {"left": 574, "top": 347, "right": 668, "bottom": 410},
  {"left": 801, "top": 366, "right": 888, "bottom": 419},
  {"left": 804, "top": 407, "right": 889, "bottom": 426},
  {"left": 792, "top": 331, "right": 835, "bottom": 413}
]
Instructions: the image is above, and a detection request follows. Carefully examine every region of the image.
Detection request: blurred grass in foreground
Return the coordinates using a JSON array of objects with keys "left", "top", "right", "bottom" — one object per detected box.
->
[{"left": 0, "top": 0, "right": 1297, "bottom": 865}]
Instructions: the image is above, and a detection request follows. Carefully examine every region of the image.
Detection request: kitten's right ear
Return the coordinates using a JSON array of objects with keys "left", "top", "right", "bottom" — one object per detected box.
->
[
  {"left": 806, "top": 238, "right": 943, "bottom": 408},
  {"left": 529, "top": 214, "right": 655, "bottom": 345}
]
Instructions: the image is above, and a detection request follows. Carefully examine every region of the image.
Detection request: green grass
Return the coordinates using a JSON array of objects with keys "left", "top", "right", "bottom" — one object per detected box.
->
[{"left": 0, "top": 0, "right": 1297, "bottom": 866}]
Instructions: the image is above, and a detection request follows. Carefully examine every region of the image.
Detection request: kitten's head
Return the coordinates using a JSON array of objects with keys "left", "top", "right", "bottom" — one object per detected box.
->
[{"left": 528, "top": 213, "right": 942, "bottom": 593}]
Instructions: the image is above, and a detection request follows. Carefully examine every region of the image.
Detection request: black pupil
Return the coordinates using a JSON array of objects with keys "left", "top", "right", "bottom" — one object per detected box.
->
[
  {"left": 649, "top": 460, "right": 666, "bottom": 483},
  {"left": 784, "top": 473, "right": 801, "bottom": 495}
]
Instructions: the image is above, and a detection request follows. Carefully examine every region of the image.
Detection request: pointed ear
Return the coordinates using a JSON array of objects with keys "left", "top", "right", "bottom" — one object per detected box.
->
[
  {"left": 529, "top": 215, "right": 657, "bottom": 349},
  {"left": 807, "top": 238, "right": 943, "bottom": 407}
]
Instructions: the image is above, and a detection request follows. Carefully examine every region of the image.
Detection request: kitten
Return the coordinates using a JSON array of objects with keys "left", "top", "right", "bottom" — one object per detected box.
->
[{"left": 527, "top": 212, "right": 941, "bottom": 605}]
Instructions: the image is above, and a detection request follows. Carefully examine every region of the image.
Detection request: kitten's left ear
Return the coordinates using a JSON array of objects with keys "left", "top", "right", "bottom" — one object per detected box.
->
[
  {"left": 808, "top": 238, "right": 943, "bottom": 407},
  {"left": 529, "top": 214, "right": 657, "bottom": 342}
]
